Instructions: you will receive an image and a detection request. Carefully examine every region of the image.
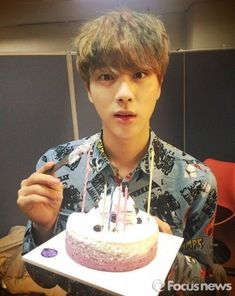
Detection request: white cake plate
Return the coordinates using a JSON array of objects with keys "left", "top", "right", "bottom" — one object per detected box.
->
[{"left": 23, "top": 231, "right": 183, "bottom": 296}]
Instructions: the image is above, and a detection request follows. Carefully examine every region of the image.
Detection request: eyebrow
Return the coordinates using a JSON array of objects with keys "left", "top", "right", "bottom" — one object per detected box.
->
[{"left": 92, "top": 68, "right": 118, "bottom": 76}]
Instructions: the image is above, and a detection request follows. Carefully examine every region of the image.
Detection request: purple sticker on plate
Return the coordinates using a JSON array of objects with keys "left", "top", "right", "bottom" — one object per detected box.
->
[{"left": 41, "top": 248, "right": 58, "bottom": 258}]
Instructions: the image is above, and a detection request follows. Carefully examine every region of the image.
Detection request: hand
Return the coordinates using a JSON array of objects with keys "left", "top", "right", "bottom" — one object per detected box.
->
[
  {"left": 17, "top": 162, "right": 63, "bottom": 240},
  {"left": 155, "top": 217, "right": 172, "bottom": 234}
]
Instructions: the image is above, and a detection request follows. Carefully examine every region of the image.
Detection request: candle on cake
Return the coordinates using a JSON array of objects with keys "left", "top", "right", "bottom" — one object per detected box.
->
[
  {"left": 115, "top": 184, "right": 122, "bottom": 229},
  {"left": 123, "top": 185, "right": 128, "bottom": 231},
  {"left": 101, "top": 184, "right": 107, "bottom": 230},
  {"left": 108, "top": 186, "right": 115, "bottom": 231},
  {"left": 81, "top": 149, "right": 91, "bottom": 213},
  {"left": 147, "top": 148, "right": 155, "bottom": 220}
]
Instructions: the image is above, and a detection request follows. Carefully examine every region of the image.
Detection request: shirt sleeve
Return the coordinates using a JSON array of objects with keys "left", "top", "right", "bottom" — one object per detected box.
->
[
  {"left": 21, "top": 149, "right": 67, "bottom": 289},
  {"left": 168, "top": 170, "right": 217, "bottom": 284}
]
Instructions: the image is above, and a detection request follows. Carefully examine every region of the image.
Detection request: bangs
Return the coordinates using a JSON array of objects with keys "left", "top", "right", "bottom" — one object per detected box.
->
[
  {"left": 88, "top": 45, "right": 156, "bottom": 75},
  {"left": 75, "top": 9, "right": 169, "bottom": 84}
]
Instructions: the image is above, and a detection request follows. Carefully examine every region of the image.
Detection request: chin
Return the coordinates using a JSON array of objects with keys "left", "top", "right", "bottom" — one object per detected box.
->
[
  {"left": 103, "top": 122, "right": 149, "bottom": 141},
  {"left": 116, "top": 128, "right": 147, "bottom": 141}
]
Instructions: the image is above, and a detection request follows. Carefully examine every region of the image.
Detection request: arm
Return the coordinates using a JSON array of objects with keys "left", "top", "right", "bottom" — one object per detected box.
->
[
  {"left": 22, "top": 219, "right": 68, "bottom": 289},
  {"left": 168, "top": 171, "right": 217, "bottom": 284},
  {"left": 17, "top": 160, "right": 65, "bottom": 289}
]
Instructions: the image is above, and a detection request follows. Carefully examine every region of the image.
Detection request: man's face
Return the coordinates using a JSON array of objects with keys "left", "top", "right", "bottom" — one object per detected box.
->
[{"left": 87, "top": 68, "right": 161, "bottom": 141}]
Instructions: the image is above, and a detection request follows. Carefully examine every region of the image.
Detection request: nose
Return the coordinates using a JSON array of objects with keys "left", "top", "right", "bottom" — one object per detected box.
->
[{"left": 115, "top": 78, "right": 134, "bottom": 103}]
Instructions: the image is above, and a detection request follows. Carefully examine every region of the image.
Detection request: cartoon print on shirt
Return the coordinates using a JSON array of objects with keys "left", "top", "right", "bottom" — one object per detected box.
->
[
  {"left": 91, "top": 157, "right": 105, "bottom": 172},
  {"left": 62, "top": 183, "right": 82, "bottom": 212},
  {"left": 68, "top": 158, "right": 81, "bottom": 171},
  {"left": 184, "top": 212, "right": 202, "bottom": 238},
  {"left": 41, "top": 155, "right": 48, "bottom": 163},
  {"left": 53, "top": 143, "right": 74, "bottom": 160},
  {"left": 146, "top": 188, "right": 181, "bottom": 227},
  {"left": 135, "top": 170, "right": 145, "bottom": 182},
  {"left": 52, "top": 143, "right": 81, "bottom": 171},
  {"left": 202, "top": 188, "right": 217, "bottom": 219},
  {"left": 153, "top": 139, "right": 175, "bottom": 176},
  {"left": 87, "top": 173, "right": 107, "bottom": 205},
  {"left": 180, "top": 180, "right": 205, "bottom": 205},
  {"left": 181, "top": 238, "right": 204, "bottom": 250}
]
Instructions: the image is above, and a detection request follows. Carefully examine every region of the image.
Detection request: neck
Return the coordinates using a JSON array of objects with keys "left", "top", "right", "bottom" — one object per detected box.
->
[{"left": 102, "top": 129, "right": 150, "bottom": 178}]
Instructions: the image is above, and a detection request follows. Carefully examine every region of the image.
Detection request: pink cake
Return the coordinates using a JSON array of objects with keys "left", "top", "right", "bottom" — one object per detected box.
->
[{"left": 65, "top": 188, "right": 159, "bottom": 272}]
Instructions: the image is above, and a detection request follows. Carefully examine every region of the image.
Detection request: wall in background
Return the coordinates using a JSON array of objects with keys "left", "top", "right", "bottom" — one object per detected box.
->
[
  {"left": 0, "top": 55, "right": 74, "bottom": 237},
  {"left": 0, "top": 22, "right": 79, "bottom": 53},
  {"left": 185, "top": 1, "right": 235, "bottom": 49},
  {"left": 0, "top": 1, "right": 234, "bottom": 53}
]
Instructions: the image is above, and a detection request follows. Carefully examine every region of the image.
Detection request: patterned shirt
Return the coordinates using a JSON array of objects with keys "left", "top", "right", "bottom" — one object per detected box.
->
[{"left": 22, "top": 130, "right": 217, "bottom": 295}]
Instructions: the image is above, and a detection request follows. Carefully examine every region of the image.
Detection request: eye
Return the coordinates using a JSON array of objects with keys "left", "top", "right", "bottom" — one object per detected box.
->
[
  {"left": 98, "top": 73, "right": 114, "bottom": 81},
  {"left": 133, "top": 71, "right": 148, "bottom": 79}
]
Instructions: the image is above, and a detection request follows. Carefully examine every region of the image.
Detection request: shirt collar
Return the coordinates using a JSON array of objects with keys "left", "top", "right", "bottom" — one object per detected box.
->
[
  {"left": 90, "top": 130, "right": 159, "bottom": 176},
  {"left": 91, "top": 131, "right": 111, "bottom": 174}
]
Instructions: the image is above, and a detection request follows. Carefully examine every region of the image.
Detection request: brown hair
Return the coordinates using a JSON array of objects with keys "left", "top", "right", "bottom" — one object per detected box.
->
[{"left": 74, "top": 9, "right": 169, "bottom": 86}]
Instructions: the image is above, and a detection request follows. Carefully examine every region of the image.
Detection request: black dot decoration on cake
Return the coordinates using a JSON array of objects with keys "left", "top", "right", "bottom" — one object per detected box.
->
[
  {"left": 93, "top": 224, "right": 103, "bottom": 232},
  {"left": 111, "top": 213, "right": 117, "bottom": 223},
  {"left": 137, "top": 217, "right": 142, "bottom": 224}
]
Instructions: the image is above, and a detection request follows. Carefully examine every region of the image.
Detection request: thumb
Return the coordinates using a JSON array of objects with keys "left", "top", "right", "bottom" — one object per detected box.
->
[{"left": 36, "top": 161, "right": 56, "bottom": 174}]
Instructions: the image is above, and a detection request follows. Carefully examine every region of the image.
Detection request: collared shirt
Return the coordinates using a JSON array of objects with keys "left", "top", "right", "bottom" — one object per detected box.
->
[{"left": 22, "top": 130, "right": 217, "bottom": 295}]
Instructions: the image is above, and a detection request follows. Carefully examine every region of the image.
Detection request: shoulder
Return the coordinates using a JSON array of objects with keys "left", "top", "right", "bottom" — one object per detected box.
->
[
  {"left": 155, "top": 137, "right": 216, "bottom": 187},
  {"left": 36, "top": 133, "right": 100, "bottom": 169}
]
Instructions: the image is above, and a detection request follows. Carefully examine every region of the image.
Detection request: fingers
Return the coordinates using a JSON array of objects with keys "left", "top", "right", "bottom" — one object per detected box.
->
[
  {"left": 19, "top": 184, "right": 61, "bottom": 202},
  {"left": 17, "top": 193, "right": 53, "bottom": 209},
  {"left": 17, "top": 162, "right": 63, "bottom": 211},
  {"left": 36, "top": 161, "right": 56, "bottom": 174},
  {"left": 17, "top": 183, "right": 63, "bottom": 210},
  {"left": 21, "top": 163, "right": 61, "bottom": 189}
]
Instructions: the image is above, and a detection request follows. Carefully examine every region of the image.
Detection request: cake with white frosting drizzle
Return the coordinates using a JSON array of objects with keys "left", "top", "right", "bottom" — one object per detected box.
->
[{"left": 65, "top": 187, "right": 159, "bottom": 271}]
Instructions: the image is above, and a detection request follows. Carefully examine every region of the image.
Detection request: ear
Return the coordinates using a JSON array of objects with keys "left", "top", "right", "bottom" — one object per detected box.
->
[
  {"left": 156, "top": 84, "right": 162, "bottom": 102},
  {"left": 84, "top": 82, "right": 94, "bottom": 103},
  {"left": 87, "top": 91, "right": 94, "bottom": 103}
]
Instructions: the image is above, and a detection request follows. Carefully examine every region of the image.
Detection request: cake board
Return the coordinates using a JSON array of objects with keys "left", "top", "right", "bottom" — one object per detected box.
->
[{"left": 23, "top": 231, "right": 183, "bottom": 296}]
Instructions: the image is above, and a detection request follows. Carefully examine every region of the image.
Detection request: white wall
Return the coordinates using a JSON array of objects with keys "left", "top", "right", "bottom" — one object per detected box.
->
[
  {"left": 161, "top": 14, "right": 185, "bottom": 50},
  {"left": 185, "top": 1, "right": 235, "bottom": 50},
  {"left": 0, "top": 13, "right": 186, "bottom": 53},
  {"left": 0, "top": 0, "right": 234, "bottom": 53},
  {"left": 0, "top": 22, "right": 79, "bottom": 53}
]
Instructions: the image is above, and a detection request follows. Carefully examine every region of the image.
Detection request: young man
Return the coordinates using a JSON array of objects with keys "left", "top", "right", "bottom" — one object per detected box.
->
[{"left": 17, "top": 9, "right": 217, "bottom": 295}]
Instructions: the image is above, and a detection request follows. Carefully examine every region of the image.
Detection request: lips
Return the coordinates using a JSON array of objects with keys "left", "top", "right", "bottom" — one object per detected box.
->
[
  {"left": 114, "top": 110, "right": 136, "bottom": 123},
  {"left": 114, "top": 110, "right": 136, "bottom": 117}
]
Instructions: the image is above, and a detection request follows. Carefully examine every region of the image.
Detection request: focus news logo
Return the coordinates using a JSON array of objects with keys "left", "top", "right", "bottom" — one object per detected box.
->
[
  {"left": 152, "top": 279, "right": 232, "bottom": 293},
  {"left": 152, "top": 279, "right": 165, "bottom": 292}
]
